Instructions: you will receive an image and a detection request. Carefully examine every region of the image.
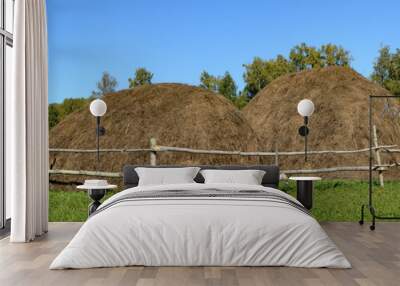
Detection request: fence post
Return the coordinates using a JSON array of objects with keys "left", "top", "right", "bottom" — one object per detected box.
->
[
  {"left": 150, "top": 138, "right": 157, "bottom": 166},
  {"left": 274, "top": 142, "right": 279, "bottom": 166},
  {"left": 372, "top": 125, "right": 384, "bottom": 187}
]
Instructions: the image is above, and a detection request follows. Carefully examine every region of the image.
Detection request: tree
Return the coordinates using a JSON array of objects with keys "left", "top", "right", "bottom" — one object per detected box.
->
[
  {"left": 199, "top": 71, "right": 218, "bottom": 92},
  {"left": 91, "top": 71, "right": 118, "bottom": 98},
  {"left": 242, "top": 57, "right": 269, "bottom": 97},
  {"left": 243, "top": 55, "right": 293, "bottom": 98},
  {"left": 289, "top": 43, "right": 351, "bottom": 71},
  {"left": 371, "top": 46, "right": 391, "bottom": 85},
  {"left": 371, "top": 46, "right": 400, "bottom": 95},
  {"left": 128, "top": 67, "right": 153, "bottom": 88},
  {"left": 48, "top": 104, "right": 60, "bottom": 129},
  {"left": 243, "top": 43, "right": 351, "bottom": 98},
  {"left": 199, "top": 71, "right": 237, "bottom": 100},
  {"left": 218, "top": 72, "right": 237, "bottom": 100},
  {"left": 232, "top": 92, "right": 250, "bottom": 109},
  {"left": 320, "top": 44, "right": 351, "bottom": 67},
  {"left": 58, "top": 98, "right": 88, "bottom": 118},
  {"left": 48, "top": 97, "right": 88, "bottom": 129},
  {"left": 289, "top": 43, "right": 321, "bottom": 71}
]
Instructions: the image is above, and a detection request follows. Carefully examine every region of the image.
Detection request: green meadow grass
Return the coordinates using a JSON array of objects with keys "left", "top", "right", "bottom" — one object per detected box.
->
[
  {"left": 282, "top": 180, "right": 400, "bottom": 221},
  {"left": 49, "top": 180, "right": 400, "bottom": 222},
  {"left": 49, "top": 190, "right": 118, "bottom": 222}
]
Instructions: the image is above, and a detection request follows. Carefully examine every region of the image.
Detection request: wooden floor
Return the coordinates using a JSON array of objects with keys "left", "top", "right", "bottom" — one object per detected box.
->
[{"left": 0, "top": 222, "right": 399, "bottom": 286}]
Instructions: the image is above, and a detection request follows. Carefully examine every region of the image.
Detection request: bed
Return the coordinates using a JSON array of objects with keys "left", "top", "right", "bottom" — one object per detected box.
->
[{"left": 50, "top": 165, "right": 350, "bottom": 269}]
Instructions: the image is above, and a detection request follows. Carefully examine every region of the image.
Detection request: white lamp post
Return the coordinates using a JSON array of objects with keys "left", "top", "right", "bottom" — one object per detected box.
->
[
  {"left": 89, "top": 99, "right": 107, "bottom": 170},
  {"left": 297, "top": 99, "right": 315, "bottom": 162}
]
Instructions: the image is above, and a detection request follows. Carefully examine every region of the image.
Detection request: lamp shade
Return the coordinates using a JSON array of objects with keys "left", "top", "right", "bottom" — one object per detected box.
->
[
  {"left": 297, "top": 99, "right": 314, "bottom": 117},
  {"left": 90, "top": 99, "right": 107, "bottom": 117}
]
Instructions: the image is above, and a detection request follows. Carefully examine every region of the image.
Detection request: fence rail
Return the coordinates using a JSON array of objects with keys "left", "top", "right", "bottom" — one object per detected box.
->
[
  {"left": 49, "top": 145, "right": 397, "bottom": 156},
  {"left": 49, "top": 169, "right": 121, "bottom": 177},
  {"left": 49, "top": 148, "right": 153, "bottom": 153},
  {"left": 48, "top": 164, "right": 395, "bottom": 179},
  {"left": 49, "top": 135, "right": 400, "bottom": 185}
]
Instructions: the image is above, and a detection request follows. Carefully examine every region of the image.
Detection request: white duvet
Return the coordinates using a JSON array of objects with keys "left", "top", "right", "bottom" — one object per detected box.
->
[{"left": 50, "top": 183, "right": 351, "bottom": 269}]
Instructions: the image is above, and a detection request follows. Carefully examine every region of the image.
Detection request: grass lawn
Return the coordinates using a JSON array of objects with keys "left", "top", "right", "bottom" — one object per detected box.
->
[{"left": 49, "top": 180, "right": 400, "bottom": 222}]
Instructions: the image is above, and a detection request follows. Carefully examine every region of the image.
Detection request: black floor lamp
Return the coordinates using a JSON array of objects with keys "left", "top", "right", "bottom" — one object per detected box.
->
[
  {"left": 297, "top": 99, "right": 315, "bottom": 162},
  {"left": 89, "top": 98, "right": 107, "bottom": 171},
  {"left": 86, "top": 98, "right": 108, "bottom": 214},
  {"left": 359, "top": 95, "right": 400, "bottom": 230}
]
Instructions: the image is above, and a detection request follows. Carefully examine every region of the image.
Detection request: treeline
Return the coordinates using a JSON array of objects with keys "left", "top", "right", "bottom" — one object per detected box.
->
[
  {"left": 371, "top": 46, "right": 400, "bottom": 95},
  {"left": 198, "top": 43, "right": 400, "bottom": 105},
  {"left": 49, "top": 43, "right": 400, "bottom": 129},
  {"left": 48, "top": 68, "right": 154, "bottom": 128},
  {"left": 200, "top": 42, "right": 352, "bottom": 108},
  {"left": 49, "top": 98, "right": 88, "bottom": 129}
]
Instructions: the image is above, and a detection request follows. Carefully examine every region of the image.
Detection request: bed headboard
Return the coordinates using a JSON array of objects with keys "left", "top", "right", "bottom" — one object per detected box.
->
[{"left": 122, "top": 165, "right": 280, "bottom": 189}]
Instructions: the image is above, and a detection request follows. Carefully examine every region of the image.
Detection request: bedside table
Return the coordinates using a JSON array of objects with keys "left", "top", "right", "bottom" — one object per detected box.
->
[
  {"left": 289, "top": 177, "right": 321, "bottom": 210},
  {"left": 77, "top": 183, "right": 117, "bottom": 215}
]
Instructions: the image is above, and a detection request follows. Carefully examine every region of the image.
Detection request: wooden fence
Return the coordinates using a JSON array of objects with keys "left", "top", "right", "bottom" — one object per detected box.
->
[{"left": 49, "top": 127, "right": 400, "bottom": 186}]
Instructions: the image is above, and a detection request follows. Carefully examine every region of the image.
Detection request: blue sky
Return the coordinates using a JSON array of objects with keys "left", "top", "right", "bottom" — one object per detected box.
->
[{"left": 47, "top": 0, "right": 400, "bottom": 103}]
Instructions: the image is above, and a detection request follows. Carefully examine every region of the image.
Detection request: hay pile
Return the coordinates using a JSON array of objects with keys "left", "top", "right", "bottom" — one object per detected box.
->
[
  {"left": 50, "top": 83, "right": 260, "bottom": 187},
  {"left": 243, "top": 66, "right": 400, "bottom": 178}
]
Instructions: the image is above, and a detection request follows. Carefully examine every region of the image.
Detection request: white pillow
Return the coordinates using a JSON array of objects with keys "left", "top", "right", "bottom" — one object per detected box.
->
[
  {"left": 135, "top": 167, "right": 200, "bottom": 186},
  {"left": 200, "top": 169, "right": 266, "bottom": 185}
]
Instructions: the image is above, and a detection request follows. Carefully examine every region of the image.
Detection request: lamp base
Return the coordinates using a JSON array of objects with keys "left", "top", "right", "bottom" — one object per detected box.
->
[{"left": 88, "top": 189, "right": 106, "bottom": 215}]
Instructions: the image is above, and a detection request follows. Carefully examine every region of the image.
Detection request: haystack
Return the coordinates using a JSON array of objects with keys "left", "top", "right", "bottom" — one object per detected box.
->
[
  {"left": 50, "top": 83, "right": 260, "bottom": 187},
  {"left": 243, "top": 66, "right": 400, "bottom": 178}
]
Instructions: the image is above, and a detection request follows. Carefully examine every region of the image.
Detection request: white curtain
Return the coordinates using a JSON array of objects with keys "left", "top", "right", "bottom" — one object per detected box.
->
[{"left": 7, "top": 0, "right": 49, "bottom": 242}]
